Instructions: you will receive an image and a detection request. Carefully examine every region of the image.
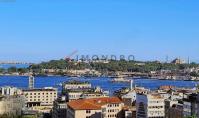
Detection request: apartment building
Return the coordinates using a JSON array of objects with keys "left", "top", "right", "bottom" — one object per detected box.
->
[
  {"left": 167, "top": 103, "right": 183, "bottom": 118},
  {"left": 136, "top": 93, "right": 165, "bottom": 118},
  {"left": 22, "top": 87, "right": 57, "bottom": 112},
  {"left": 183, "top": 93, "right": 199, "bottom": 117},
  {"left": 52, "top": 96, "right": 67, "bottom": 118},
  {"left": 67, "top": 97, "right": 124, "bottom": 118}
]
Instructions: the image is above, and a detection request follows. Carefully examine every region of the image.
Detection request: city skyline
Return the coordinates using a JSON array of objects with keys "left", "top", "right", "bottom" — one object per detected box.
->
[{"left": 0, "top": 0, "right": 199, "bottom": 62}]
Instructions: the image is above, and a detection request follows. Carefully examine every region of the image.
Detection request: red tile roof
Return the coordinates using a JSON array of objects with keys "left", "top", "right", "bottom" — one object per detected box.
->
[{"left": 68, "top": 97, "right": 122, "bottom": 110}]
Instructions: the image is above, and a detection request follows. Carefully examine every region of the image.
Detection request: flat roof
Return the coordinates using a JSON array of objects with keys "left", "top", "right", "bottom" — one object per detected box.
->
[{"left": 22, "top": 88, "right": 57, "bottom": 92}]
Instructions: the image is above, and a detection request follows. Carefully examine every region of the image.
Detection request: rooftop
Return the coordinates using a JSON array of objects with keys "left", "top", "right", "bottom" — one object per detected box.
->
[
  {"left": 22, "top": 87, "right": 57, "bottom": 92},
  {"left": 137, "top": 93, "right": 163, "bottom": 99},
  {"left": 68, "top": 97, "right": 122, "bottom": 110}
]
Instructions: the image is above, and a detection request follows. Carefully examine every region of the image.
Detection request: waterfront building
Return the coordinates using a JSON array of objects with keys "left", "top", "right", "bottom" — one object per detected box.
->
[
  {"left": 136, "top": 93, "right": 165, "bottom": 118},
  {"left": 62, "top": 81, "right": 91, "bottom": 91},
  {"left": 67, "top": 97, "right": 124, "bottom": 118},
  {"left": 22, "top": 87, "right": 57, "bottom": 112},
  {"left": 65, "top": 87, "right": 109, "bottom": 102},
  {"left": 52, "top": 96, "right": 67, "bottom": 118},
  {"left": 67, "top": 69, "right": 101, "bottom": 77},
  {"left": 42, "top": 69, "right": 68, "bottom": 74},
  {"left": 0, "top": 86, "right": 22, "bottom": 95},
  {"left": 0, "top": 95, "right": 25, "bottom": 116}
]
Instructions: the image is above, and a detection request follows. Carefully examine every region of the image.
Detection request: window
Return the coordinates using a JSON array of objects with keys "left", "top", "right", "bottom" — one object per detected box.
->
[{"left": 86, "top": 110, "right": 91, "bottom": 114}]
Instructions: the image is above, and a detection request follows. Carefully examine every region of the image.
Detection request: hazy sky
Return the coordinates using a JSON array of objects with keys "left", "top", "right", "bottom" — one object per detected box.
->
[{"left": 0, "top": 0, "right": 199, "bottom": 62}]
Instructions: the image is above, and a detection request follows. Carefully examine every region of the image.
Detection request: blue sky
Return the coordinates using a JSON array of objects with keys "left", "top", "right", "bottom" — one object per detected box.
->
[{"left": 0, "top": 0, "right": 199, "bottom": 62}]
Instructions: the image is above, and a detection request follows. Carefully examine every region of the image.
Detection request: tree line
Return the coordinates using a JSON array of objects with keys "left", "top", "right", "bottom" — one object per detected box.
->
[{"left": 30, "top": 59, "right": 199, "bottom": 73}]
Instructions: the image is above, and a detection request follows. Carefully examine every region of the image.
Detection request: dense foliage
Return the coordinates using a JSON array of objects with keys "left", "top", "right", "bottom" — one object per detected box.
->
[
  {"left": 30, "top": 59, "right": 199, "bottom": 73},
  {"left": 1, "top": 59, "right": 198, "bottom": 75},
  {"left": 0, "top": 67, "right": 29, "bottom": 74}
]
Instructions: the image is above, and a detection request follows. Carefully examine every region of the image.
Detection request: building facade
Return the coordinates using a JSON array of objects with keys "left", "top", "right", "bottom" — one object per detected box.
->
[
  {"left": 62, "top": 81, "right": 92, "bottom": 90},
  {"left": 0, "top": 95, "right": 25, "bottom": 116},
  {"left": 67, "top": 97, "right": 124, "bottom": 118},
  {"left": 52, "top": 96, "right": 67, "bottom": 118},
  {"left": 183, "top": 93, "right": 199, "bottom": 117},
  {"left": 136, "top": 93, "right": 165, "bottom": 118},
  {"left": 22, "top": 87, "right": 57, "bottom": 112}
]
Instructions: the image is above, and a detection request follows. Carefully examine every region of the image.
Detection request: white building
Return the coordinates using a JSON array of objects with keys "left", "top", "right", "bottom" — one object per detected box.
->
[
  {"left": 136, "top": 93, "right": 165, "bottom": 118},
  {"left": 62, "top": 81, "right": 91, "bottom": 90},
  {"left": 121, "top": 90, "right": 136, "bottom": 105},
  {"left": 66, "top": 87, "right": 109, "bottom": 102},
  {"left": 0, "top": 86, "right": 22, "bottom": 96}
]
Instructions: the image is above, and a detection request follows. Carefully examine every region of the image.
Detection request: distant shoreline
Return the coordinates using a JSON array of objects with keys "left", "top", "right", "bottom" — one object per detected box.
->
[{"left": 0, "top": 74, "right": 199, "bottom": 82}]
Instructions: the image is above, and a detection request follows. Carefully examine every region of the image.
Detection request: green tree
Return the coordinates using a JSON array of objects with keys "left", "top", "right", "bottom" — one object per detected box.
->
[
  {"left": 7, "top": 67, "right": 17, "bottom": 73},
  {"left": 0, "top": 68, "right": 5, "bottom": 73}
]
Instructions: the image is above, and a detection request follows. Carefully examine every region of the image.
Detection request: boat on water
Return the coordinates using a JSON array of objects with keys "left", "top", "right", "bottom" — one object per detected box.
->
[
  {"left": 56, "top": 83, "right": 63, "bottom": 87},
  {"left": 111, "top": 76, "right": 130, "bottom": 83}
]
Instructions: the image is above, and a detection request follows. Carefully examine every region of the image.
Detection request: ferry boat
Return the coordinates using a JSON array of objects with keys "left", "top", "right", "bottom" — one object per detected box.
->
[{"left": 111, "top": 76, "right": 130, "bottom": 83}]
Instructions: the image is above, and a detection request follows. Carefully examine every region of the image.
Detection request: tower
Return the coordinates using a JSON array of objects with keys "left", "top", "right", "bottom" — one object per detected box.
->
[
  {"left": 29, "top": 74, "right": 34, "bottom": 89},
  {"left": 166, "top": 55, "right": 169, "bottom": 63},
  {"left": 188, "top": 56, "right": 190, "bottom": 64},
  {"left": 130, "top": 80, "right": 134, "bottom": 90}
]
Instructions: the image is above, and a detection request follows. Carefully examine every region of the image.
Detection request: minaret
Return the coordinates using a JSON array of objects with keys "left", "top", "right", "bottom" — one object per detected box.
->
[
  {"left": 166, "top": 55, "right": 169, "bottom": 63},
  {"left": 29, "top": 73, "right": 34, "bottom": 89},
  {"left": 188, "top": 56, "right": 190, "bottom": 64}
]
